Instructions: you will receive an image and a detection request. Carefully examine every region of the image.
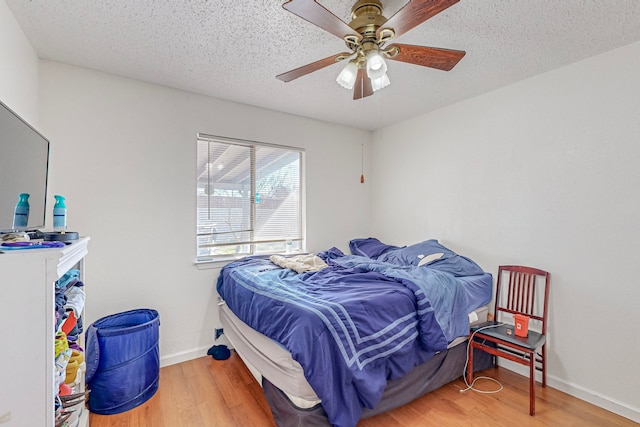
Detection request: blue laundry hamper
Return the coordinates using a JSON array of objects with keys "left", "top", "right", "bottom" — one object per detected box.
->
[{"left": 86, "top": 308, "right": 160, "bottom": 414}]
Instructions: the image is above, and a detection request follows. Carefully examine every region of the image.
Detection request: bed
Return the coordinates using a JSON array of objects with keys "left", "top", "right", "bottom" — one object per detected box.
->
[{"left": 216, "top": 239, "right": 494, "bottom": 427}]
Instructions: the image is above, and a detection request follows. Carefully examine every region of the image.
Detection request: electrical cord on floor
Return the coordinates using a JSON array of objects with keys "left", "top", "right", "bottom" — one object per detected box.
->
[{"left": 459, "top": 322, "right": 505, "bottom": 394}]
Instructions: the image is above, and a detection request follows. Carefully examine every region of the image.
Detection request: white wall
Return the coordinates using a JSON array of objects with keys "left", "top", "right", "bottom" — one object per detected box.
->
[
  {"left": 371, "top": 40, "right": 640, "bottom": 421},
  {"left": 0, "top": 0, "right": 38, "bottom": 123},
  {"left": 38, "top": 60, "right": 371, "bottom": 365}
]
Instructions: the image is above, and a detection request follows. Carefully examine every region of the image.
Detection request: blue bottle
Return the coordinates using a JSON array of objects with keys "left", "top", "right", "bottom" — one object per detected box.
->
[
  {"left": 53, "top": 195, "right": 67, "bottom": 232},
  {"left": 13, "top": 193, "right": 30, "bottom": 230}
]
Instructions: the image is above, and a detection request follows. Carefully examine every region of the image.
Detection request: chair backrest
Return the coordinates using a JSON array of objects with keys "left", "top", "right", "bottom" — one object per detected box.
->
[{"left": 494, "top": 265, "right": 550, "bottom": 334}]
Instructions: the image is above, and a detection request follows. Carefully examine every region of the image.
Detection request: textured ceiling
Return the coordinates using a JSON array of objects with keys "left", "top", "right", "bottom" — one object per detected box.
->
[{"left": 6, "top": 0, "right": 640, "bottom": 131}]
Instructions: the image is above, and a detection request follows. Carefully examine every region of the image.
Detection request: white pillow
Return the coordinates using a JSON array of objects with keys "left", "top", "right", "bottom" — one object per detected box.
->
[{"left": 417, "top": 252, "right": 444, "bottom": 266}]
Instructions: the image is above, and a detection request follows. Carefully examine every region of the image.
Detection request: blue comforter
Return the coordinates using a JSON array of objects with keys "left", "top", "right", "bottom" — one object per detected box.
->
[{"left": 217, "top": 253, "right": 483, "bottom": 427}]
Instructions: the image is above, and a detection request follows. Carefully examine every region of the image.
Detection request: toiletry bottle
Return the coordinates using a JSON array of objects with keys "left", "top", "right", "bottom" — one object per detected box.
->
[
  {"left": 13, "top": 193, "right": 30, "bottom": 230},
  {"left": 53, "top": 195, "right": 67, "bottom": 232}
]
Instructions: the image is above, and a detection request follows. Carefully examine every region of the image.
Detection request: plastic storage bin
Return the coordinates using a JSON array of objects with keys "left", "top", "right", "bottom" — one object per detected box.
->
[{"left": 85, "top": 308, "right": 160, "bottom": 414}]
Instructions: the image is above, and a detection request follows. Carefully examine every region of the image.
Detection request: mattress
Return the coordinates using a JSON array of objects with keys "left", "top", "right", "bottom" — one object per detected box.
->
[{"left": 219, "top": 301, "right": 489, "bottom": 408}]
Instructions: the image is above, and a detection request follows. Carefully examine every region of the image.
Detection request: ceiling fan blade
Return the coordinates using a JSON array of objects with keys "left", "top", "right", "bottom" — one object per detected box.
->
[
  {"left": 283, "top": 0, "right": 362, "bottom": 41},
  {"left": 386, "top": 43, "right": 465, "bottom": 71},
  {"left": 377, "top": 0, "right": 460, "bottom": 40},
  {"left": 353, "top": 68, "right": 373, "bottom": 100},
  {"left": 277, "top": 52, "right": 353, "bottom": 82}
]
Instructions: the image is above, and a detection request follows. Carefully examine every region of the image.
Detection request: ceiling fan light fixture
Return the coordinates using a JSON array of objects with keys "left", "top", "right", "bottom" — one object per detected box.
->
[
  {"left": 279, "top": 0, "right": 465, "bottom": 100},
  {"left": 371, "top": 73, "right": 390, "bottom": 92},
  {"left": 365, "top": 49, "right": 387, "bottom": 79},
  {"left": 336, "top": 61, "right": 358, "bottom": 89}
]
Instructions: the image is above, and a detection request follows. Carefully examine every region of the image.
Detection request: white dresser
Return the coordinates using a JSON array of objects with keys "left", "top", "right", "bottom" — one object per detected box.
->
[{"left": 0, "top": 237, "right": 90, "bottom": 426}]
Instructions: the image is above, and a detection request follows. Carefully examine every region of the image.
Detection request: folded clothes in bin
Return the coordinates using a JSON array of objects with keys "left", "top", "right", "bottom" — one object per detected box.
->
[{"left": 86, "top": 308, "right": 160, "bottom": 415}]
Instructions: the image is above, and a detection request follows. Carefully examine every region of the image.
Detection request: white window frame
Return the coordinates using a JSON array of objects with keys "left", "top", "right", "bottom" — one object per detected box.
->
[{"left": 196, "top": 133, "right": 305, "bottom": 264}]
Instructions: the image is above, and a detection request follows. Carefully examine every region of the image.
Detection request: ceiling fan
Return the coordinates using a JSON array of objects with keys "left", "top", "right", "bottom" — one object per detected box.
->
[{"left": 276, "top": 0, "right": 465, "bottom": 100}]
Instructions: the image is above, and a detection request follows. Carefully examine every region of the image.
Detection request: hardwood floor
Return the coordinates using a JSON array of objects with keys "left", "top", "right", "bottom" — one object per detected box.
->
[{"left": 89, "top": 351, "right": 636, "bottom": 426}]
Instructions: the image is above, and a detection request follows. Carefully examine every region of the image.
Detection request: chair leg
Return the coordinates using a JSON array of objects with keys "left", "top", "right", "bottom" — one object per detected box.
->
[
  {"left": 467, "top": 338, "right": 474, "bottom": 385},
  {"left": 542, "top": 343, "right": 547, "bottom": 388},
  {"left": 529, "top": 351, "right": 535, "bottom": 416}
]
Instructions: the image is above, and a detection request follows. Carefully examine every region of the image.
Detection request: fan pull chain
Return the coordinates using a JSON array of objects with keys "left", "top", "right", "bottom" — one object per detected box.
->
[{"left": 360, "top": 142, "right": 365, "bottom": 183}]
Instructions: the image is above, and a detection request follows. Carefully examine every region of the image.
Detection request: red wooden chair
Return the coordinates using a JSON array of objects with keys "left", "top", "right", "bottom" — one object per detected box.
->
[{"left": 467, "top": 265, "right": 550, "bottom": 415}]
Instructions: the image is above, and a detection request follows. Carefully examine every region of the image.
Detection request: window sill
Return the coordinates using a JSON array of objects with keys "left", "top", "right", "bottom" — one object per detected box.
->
[
  {"left": 194, "top": 258, "right": 236, "bottom": 270},
  {"left": 194, "top": 250, "right": 307, "bottom": 270}
]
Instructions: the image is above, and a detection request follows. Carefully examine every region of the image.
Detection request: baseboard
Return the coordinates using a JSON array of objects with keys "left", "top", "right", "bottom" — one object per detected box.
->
[
  {"left": 549, "top": 376, "right": 640, "bottom": 424},
  {"left": 160, "top": 337, "right": 232, "bottom": 368},
  {"left": 498, "top": 360, "right": 640, "bottom": 423},
  {"left": 160, "top": 345, "right": 210, "bottom": 367}
]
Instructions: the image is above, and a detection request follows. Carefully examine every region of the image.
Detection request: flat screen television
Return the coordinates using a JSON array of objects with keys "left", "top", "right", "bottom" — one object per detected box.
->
[{"left": 0, "top": 99, "right": 50, "bottom": 233}]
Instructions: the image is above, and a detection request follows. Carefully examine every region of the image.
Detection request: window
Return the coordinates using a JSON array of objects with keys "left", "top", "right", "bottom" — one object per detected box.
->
[{"left": 196, "top": 134, "right": 304, "bottom": 261}]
